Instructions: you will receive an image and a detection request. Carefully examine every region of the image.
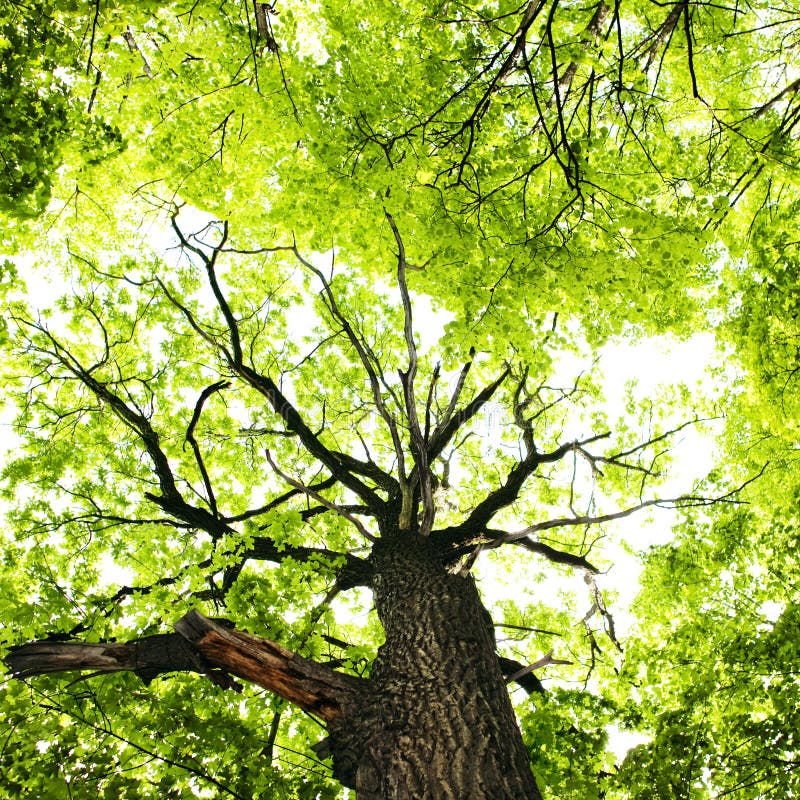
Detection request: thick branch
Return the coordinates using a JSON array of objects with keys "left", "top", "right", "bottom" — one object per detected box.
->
[
  {"left": 234, "top": 368, "right": 384, "bottom": 510},
  {"left": 96, "top": 536, "right": 371, "bottom": 610},
  {"left": 485, "top": 528, "right": 599, "bottom": 571},
  {"left": 437, "top": 351, "right": 474, "bottom": 433},
  {"left": 246, "top": 539, "right": 373, "bottom": 590},
  {"left": 174, "top": 612, "right": 364, "bottom": 720},
  {"left": 6, "top": 633, "right": 206, "bottom": 684},
  {"left": 8, "top": 612, "right": 366, "bottom": 723},
  {"left": 20, "top": 319, "right": 233, "bottom": 538},
  {"left": 444, "top": 529, "right": 598, "bottom": 572},
  {"left": 327, "top": 450, "right": 399, "bottom": 494},
  {"left": 445, "top": 451, "right": 539, "bottom": 538}
]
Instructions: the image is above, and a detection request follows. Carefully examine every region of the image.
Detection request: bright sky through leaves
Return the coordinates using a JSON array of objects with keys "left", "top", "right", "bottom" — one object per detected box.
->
[{"left": 2, "top": 1, "right": 800, "bottom": 797}]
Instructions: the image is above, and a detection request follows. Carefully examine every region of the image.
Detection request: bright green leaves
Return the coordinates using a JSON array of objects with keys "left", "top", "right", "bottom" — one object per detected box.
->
[
  {"left": 616, "top": 509, "right": 800, "bottom": 799},
  {"left": 523, "top": 689, "right": 617, "bottom": 800},
  {"left": 0, "top": 0, "right": 726, "bottom": 352},
  {"left": 720, "top": 199, "right": 800, "bottom": 439},
  {"left": 0, "top": 2, "right": 72, "bottom": 217},
  {"left": 6, "top": 0, "right": 786, "bottom": 360},
  {"left": 2, "top": 1, "right": 800, "bottom": 798},
  {"left": 2, "top": 0, "right": 796, "bottom": 352},
  {"left": 0, "top": 670, "right": 340, "bottom": 799},
  {"left": 0, "top": 1, "right": 134, "bottom": 221}
]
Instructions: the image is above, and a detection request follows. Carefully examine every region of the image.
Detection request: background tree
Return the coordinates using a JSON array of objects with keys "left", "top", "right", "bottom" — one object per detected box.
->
[{"left": 1, "top": 0, "right": 798, "bottom": 797}]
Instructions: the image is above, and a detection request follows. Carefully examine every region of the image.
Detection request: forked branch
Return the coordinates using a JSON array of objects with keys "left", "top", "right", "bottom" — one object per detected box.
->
[
  {"left": 185, "top": 380, "right": 231, "bottom": 517},
  {"left": 170, "top": 214, "right": 386, "bottom": 511},
  {"left": 283, "top": 243, "right": 405, "bottom": 496}
]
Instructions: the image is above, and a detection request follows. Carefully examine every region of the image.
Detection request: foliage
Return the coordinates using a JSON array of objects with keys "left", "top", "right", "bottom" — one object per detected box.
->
[
  {"left": 616, "top": 507, "right": 800, "bottom": 799},
  {"left": 1, "top": 0, "right": 799, "bottom": 797},
  {"left": 0, "top": 2, "right": 125, "bottom": 218},
  {"left": 0, "top": 1, "right": 72, "bottom": 216}
]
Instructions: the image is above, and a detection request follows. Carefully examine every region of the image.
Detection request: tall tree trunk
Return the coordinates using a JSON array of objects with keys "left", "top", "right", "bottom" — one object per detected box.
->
[{"left": 328, "top": 535, "right": 543, "bottom": 799}]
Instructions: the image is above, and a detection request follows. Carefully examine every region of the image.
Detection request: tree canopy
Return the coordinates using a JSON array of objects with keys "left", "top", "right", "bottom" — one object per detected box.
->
[{"left": 1, "top": 0, "right": 799, "bottom": 797}]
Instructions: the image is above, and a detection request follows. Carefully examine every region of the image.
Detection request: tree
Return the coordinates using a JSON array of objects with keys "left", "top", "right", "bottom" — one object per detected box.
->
[
  {"left": 4, "top": 204, "right": 688, "bottom": 797},
  {"left": 1, "top": 0, "right": 799, "bottom": 797}
]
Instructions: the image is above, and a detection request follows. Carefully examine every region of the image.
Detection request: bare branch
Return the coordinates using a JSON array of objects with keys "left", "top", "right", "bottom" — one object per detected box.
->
[
  {"left": 584, "top": 571, "right": 623, "bottom": 653},
  {"left": 488, "top": 468, "right": 765, "bottom": 548},
  {"left": 8, "top": 611, "right": 366, "bottom": 724},
  {"left": 499, "top": 499, "right": 680, "bottom": 544},
  {"left": 385, "top": 211, "right": 435, "bottom": 534},
  {"left": 428, "top": 366, "right": 510, "bottom": 463},
  {"left": 600, "top": 416, "right": 718, "bottom": 463},
  {"left": 493, "top": 622, "right": 561, "bottom": 637},
  {"left": 498, "top": 656, "right": 545, "bottom": 694},
  {"left": 122, "top": 26, "right": 153, "bottom": 78},
  {"left": 503, "top": 650, "right": 573, "bottom": 685}
]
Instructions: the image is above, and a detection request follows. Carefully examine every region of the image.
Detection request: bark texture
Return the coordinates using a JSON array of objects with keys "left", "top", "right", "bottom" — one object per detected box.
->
[
  {"left": 326, "top": 535, "right": 543, "bottom": 799},
  {"left": 7, "top": 613, "right": 365, "bottom": 719},
  {"left": 6, "top": 633, "right": 205, "bottom": 684}
]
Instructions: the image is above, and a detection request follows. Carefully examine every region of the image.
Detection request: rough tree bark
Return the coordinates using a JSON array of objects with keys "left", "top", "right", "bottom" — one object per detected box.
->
[
  {"left": 333, "top": 534, "right": 543, "bottom": 799},
  {"left": 7, "top": 213, "right": 676, "bottom": 798}
]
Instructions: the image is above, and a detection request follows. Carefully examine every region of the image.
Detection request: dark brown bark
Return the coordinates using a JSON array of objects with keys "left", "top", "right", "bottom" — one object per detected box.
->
[
  {"left": 175, "top": 612, "right": 363, "bottom": 721},
  {"left": 6, "top": 633, "right": 206, "bottom": 684},
  {"left": 7, "top": 613, "right": 365, "bottom": 721},
  {"left": 324, "top": 535, "right": 543, "bottom": 799}
]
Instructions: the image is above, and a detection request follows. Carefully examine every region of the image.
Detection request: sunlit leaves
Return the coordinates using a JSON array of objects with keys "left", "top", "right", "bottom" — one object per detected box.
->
[
  {"left": 617, "top": 509, "right": 800, "bottom": 798},
  {"left": 2, "top": 0, "right": 800, "bottom": 797}
]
